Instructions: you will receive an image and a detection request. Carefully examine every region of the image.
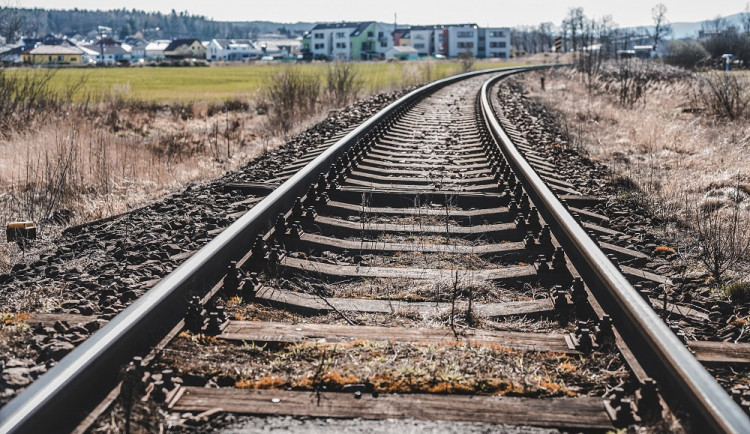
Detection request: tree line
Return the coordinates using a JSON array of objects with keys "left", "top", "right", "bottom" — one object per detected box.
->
[{"left": 0, "top": 7, "right": 313, "bottom": 42}]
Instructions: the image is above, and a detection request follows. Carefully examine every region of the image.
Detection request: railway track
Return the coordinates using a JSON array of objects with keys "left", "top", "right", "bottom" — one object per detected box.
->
[{"left": 2, "top": 66, "right": 749, "bottom": 433}]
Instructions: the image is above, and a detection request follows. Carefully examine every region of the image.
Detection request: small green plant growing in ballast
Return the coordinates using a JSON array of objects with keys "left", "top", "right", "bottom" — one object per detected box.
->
[{"left": 723, "top": 280, "right": 750, "bottom": 303}]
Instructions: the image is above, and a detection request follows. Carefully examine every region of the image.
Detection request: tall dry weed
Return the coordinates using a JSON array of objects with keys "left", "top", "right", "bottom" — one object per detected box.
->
[
  {"left": 523, "top": 67, "right": 750, "bottom": 280},
  {"left": 262, "top": 67, "right": 321, "bottom": 133},
  {"left": 689, "top": 70, "right": 750, "bottom": 120}
]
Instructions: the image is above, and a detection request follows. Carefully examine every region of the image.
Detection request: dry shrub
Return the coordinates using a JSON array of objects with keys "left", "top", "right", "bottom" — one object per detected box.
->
[
  {"left": 262, "top": 67, "right": 321, "bottom": 133},
  {"left": 688, "top": 184, "right": 750, "bottom": 283},
  {"left": 325, "top": 61, "right": 361, "bottom": 106},
  {"left": 689, "top": 70, "right": 750, "bottom": 120},
  {"left": 0, "top": 68, "right": 84, "bottom": 137}
]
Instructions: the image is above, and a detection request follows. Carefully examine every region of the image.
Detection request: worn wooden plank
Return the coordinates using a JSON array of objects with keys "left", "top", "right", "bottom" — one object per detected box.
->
[
  {"left": 354, "top": 165, "right": 493, "bottom": 180},
  {"left": 648, "top": 298, "right": 709, "bottom": 322},
  {"left": 689, "top": 340, "right": 750, "bottom": 364},
  {"left": 218, "top": 321, "right": 575, "bottom": 353},
  {"left": 621, "top": 265, "right": 672, "bottom": 286},
  {"left": 558, "top": 195, "right": 605, "bottom": 207},
  {"left": 278, "top": 257, "right": 536, "bottom": 282},
  {"left": 170, "top": 388, "right": 612, "bottom": 429},
  {"left": 375, "top": 139, "right": 484, "bottom": 153},
  {"left": 344, "top": 177, "right": 498, "bottom": 192},
  {"left": 322, "top": 200, "right": 510, "bottom": 221},
  {"left": 224, "top": 182, "right": 280, "bottom": 195},
  {"left": 361, "top": 152, "right": 487, "bottom": 165},
  {"left": 347, "top": 170, "right": 496, "bottom": 186},
  {"left": 582, "top": 221, "right": 621, "bottom": 236},
  {"left": 309, "top": 215, "right": 519, "bottom": 240},
  {"left": 599, "top": 242, "right": 649, "bottom": 262},
  {"left": 255, "top": 287, "right": 554, "bottom": 319},
  {"left": 12, "top": 313, "right": 102, "bottom": 326},
  {"left": 569, "top": 207, "right": 610, "bottom": 225},
  {"left": 361, "top": 157, "right": 489, "bottom": 171},
  {"left": 286, "top": 233, "right": 526, "bottom": 258}
]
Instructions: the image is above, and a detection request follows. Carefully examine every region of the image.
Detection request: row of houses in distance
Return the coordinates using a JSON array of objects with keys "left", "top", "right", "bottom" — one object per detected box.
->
[
  {"left": 1, "top": 33, "right": 300, "bottom": 65},
  {"left": 302, "top": 22, "right": 511, "bottom": 61},
  {"left": 1, "top": 21, "right": 511, "bottom": 66}
]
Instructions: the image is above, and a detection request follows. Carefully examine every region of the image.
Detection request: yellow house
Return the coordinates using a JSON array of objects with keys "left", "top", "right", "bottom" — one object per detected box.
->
[{"left": 22, "top": 45, "right": 83, "bottom": 65}]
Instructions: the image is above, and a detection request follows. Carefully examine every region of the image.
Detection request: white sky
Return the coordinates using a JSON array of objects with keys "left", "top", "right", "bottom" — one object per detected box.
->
[{"left": 17, "top": 0, "right": 748, "bottom": 28}]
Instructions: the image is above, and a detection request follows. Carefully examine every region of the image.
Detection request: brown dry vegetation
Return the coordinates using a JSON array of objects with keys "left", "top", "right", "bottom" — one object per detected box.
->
[
  {"left": 523, "top": 65, "right": 750, "bottom": 283},
  {"left": 0, "top": 64, "right": 427, "bottom": 274},
  {"left": 162, "top": 333, "right": 624, "bottom": 398}
]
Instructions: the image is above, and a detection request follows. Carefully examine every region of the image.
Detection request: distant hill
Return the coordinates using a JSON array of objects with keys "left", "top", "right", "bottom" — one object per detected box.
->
[
  {"left": 670, "top": 12, "right": 745, "bottom": 39},
  {"left": 622, "top": 12, "right": 747, "bottom": 40}
]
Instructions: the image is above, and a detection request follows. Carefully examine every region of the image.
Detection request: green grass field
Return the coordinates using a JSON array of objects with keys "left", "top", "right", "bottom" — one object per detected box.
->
[{"left": 25, "top": 60, "right": 520, "bottom": 102}]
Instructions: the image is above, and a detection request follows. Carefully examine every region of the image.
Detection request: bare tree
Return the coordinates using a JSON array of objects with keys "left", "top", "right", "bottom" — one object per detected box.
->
[
  {"left": 563, "top": 7, "right": 586, "bottom": 52},
  {"left": 702, "top": 16, "right": 727, "bottom": 34},
  {"left": 0, "top": 4, "right": 24, "bottom": 43},
  {"left": 650, "top": 3, "right": 672, "bottom": 53},
  {"left": 538, "top": 22, "right": 555, "bottom": 52}
]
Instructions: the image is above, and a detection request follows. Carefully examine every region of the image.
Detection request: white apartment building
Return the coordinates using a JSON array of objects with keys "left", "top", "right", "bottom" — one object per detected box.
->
[
  {"left": 407, "top": 26, "right": 435, "bottom": 56},
  {"left": 444, "top": 24, "right": 479, "bottom": 58},
  {"left": 307, "top": 22, "right": 391, "bottom": 60},
  {"left": 395, "top": 24, "right": 510, "bottom": 59},
  {"left": 207, "top": 39, "right": 262, "bottom": 61},
  {"left": 479, "top": 27, "right": 511, "bottom": 59}
]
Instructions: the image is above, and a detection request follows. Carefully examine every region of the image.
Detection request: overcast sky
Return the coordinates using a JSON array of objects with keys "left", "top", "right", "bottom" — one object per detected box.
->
[{"left": 17, "top": 0, "right": 748, "bottom": 28}]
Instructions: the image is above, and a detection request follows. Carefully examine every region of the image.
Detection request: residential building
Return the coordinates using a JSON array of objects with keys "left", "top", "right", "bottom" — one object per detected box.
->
[
  {"left": 304, "top": 22, "right": 392, "bottom": 60},
  {"left": 22, "top": 45, "right": 83, "bottom": 65},
  {"left": 257, "top": 37, "right": 302, "bottom": 57},
  {"left": 478, "top": 27, "right": 510, "bottom": 59},
  {"left": 392, "top": 24, "right": 510, "bottom": 59},
  {"left": 406, "top": 26, "right": 435, "bottom": 56},
  {"left": 443, "top": 24, "right": 478, "bottom": 58},
  {"left": 84, "top": 39, "right": 132, "bottom": 65},
  {"left": 385, "top": 45, "right": 419, "bottom": 60},
  {"left": 164, "top": 39, "right": 206, "bottom": 60},
  {"left": 124, "top": 36, "right": 149, "bottom": 59},
  {"left": 0, "top": 43, "right": 24, "bottom": 64},
  {"left": 145, "top": 40, "right": 170, "bottom": 60},
  {"left": 207, "top": 39, "right": 261, "bottom": 61}
]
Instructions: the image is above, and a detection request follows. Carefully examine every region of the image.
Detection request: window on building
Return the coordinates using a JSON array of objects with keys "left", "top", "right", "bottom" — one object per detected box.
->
[
  {"left": 378, "top": 31, "right": 384, "bottom": 38},
  {"left": 489, "top": 41, "right": 507, "bottom": 48},
  {"left": 314, "top": 33, "right": 324, "bottom": 39},
  {"left": 490, "top": 31, "right": 506, "bottom": 38},
  {"left": 335, "top": 32, "right": 346, "bottom": 38},
  {"left": 335, "top": 42, "right": 346, "bottom": 49},
  {"left": 380, "top": 41, "right": 387, "bottom": 48},
  {"left": 457, "top": 42, "right": 474, "bottom": 49},
  {"left": 314, "top": 43, "right": 324, "bottom": 49},
  {"left": 457, "top": 31, "right": 474, "bottom": 38},
  {"left": 414, "top": 43, "right": 425, "bottom": 49},
  {"left": 367, "top": 31, "right": 374, "bottom": 37}
]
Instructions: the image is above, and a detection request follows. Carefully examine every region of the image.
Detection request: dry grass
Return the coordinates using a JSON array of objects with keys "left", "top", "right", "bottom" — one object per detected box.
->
[
  {"left": 0, "top": 98, "right": 280, "bottom": 265},
  {"left": 522, "top": 67, "right": 750, "bottom": 279},
  {"left": 162, "top": 336, "right": 624, "bottom": 398}
]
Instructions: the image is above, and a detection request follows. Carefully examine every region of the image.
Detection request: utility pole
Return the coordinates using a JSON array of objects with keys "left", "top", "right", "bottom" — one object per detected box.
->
[{"left": 722, "top": 53, "right": 733, "bottom": 109}]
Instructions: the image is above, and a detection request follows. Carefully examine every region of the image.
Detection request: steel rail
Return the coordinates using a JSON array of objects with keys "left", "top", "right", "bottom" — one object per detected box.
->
[
  {"left": 480, "top": 72, "right": 750, "bottom": 433},
  {"left": 0, "top": 65, "right": 548, "bottom": 434}
]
